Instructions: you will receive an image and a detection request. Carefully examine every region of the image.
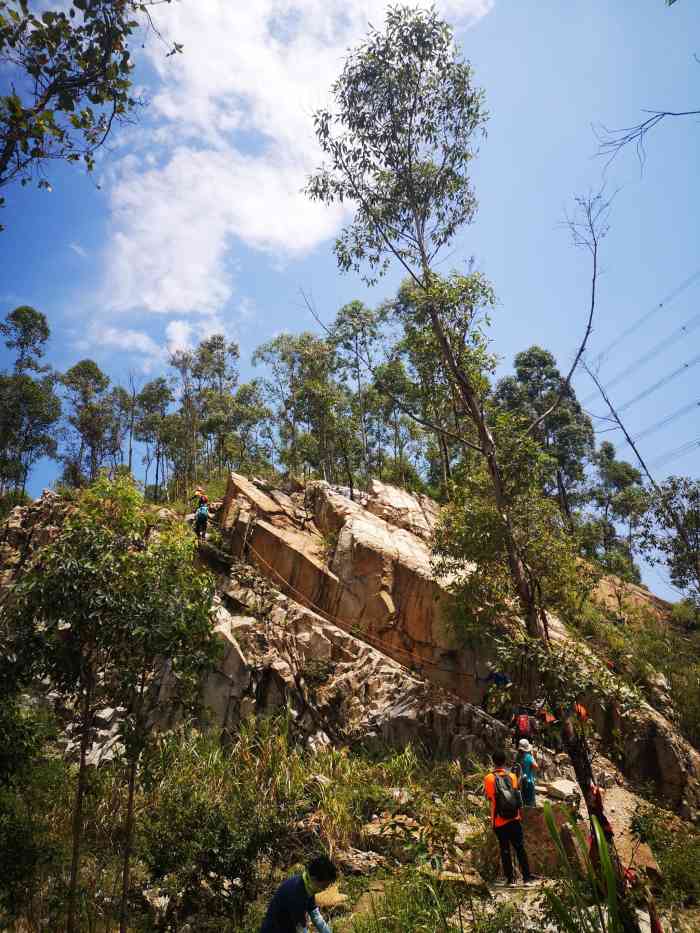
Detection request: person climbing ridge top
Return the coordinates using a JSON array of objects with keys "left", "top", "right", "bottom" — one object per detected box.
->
[
  {"left": 191, "top": 488, "right": 209, "bottom": 542},
  {"left": 260, "top": 855, "right": 337, "bottom": 933}
]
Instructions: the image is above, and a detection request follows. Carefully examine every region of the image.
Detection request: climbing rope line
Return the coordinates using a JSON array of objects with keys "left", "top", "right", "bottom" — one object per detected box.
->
[{"left": 238, "top": 534, "right": 481, "bottom": 681}]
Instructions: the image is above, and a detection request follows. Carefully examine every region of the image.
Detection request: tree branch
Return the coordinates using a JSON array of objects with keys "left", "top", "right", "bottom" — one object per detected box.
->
[
  {"left": 527, "top": 190, "right": 613, "bottom": 436},
  {"left": 596, "top": 108, "right": 700, "bottom": 169}
]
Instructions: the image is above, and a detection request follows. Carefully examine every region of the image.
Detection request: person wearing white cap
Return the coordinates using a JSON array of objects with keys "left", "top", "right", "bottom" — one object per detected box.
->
[{"left": 516, "top": 739, "right": 538, "bottom": 807}]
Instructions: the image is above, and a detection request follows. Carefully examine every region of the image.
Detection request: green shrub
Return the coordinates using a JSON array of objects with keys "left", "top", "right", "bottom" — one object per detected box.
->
[
  {"left": 137, "top": 719, "right": 309, "bottom": 926},
  {"left": 633, "top": 804, "right": 700, "bottom": 908}
]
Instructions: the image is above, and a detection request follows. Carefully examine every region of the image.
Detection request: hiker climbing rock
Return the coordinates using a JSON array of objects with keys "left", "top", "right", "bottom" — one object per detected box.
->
[
  {"left": 484, "top": 749, "right": 535, "bottom": 886},
  {"left": 511, "top": 706, "right": 537, "bottom": 748},
  {"left": 192, "top": 490, "right": 209, "bottom": 541},
  {"left": 260, "top": 855, "right": 337, "bottom": 933},
  {"left": 480, "top": 667, "right": 512, "bottom": 715},
  {"left": 515, "top": 738, "right": 538, "bottom": 807}
]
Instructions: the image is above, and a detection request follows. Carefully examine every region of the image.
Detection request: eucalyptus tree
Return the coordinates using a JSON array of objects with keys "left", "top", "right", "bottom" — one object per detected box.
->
[
  {"left": 330, "top": 300, "right": 381, "bottom": 479},
  {"left": 60, "top": 358, "right": 111, "bottom": 484},
  {"left": 642, "top": 476, "right": 700, "bottom": 607},
  {"left": 135, "top": 377, "right": 173, "bottom": 500},
  {"left": 306, "top": 6, "right": 554, "bottom": 639},
  {"left": 305, "top": 14, "right": 637, "bottom": 923},
  {"left": 193, "top": 335, "right": 239, "bottom": 476},
  {"left": 252, "top": 332, "right": 346, "bottom": 480},
  {"left": 0, "top": 305, "right": 60, "bottom": 493},
  {"left": 224, "top": 380, "right": 273, "bottom": 474}
]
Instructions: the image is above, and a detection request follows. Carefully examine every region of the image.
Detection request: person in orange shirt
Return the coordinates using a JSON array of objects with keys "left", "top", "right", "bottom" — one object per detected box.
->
[{"left": 483, "top": 749, "right": 534, "bottom": 886}]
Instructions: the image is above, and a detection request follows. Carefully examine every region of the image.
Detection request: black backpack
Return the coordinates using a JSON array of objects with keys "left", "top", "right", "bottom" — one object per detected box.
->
[{"left": 493, "top": 772, "right": 523, "bottom": 820}]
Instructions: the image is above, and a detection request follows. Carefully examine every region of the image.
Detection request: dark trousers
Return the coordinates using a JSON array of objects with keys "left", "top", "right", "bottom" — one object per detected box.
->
[
  {"left": 494, "top": 820, "right": 531, "bottom": 883},
  {"left": 195, "top": 516, "right": 208, "bottom": 539}
]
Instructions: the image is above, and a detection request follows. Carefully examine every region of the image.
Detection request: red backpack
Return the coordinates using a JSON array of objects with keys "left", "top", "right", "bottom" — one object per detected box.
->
[{"left": 516, "top": 714, "right": 531, "bottom": 738}]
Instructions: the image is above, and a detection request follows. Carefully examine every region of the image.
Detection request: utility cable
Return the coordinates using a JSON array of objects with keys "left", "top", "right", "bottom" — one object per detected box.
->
[
  {"left": 649, "top": 436, "right": 700, "bottom": 470},
  {"left": 588, "top": 267, "right": 700, "bottom": 372},
  {"left": 617, "top": 352, "right": 700, "bottom": 413},
  {"left": 582, "top": 310, "right": 700, "bottom": 406},
  {"left": 619, "top": 399, "right": 700, "bottom": 451}
]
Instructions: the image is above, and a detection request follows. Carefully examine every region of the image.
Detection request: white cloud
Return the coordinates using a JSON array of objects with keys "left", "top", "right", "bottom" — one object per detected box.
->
[
  {"left": 164, "top": 316, "right": 228, "bottom": 354},
  {"left": 165, "top": 320, "right": 194, "bottom": 354},
  {"left": 69, "top": 241, "right": 87, "bottom": 258},
  {"left": 101, "top": 0, "right": 494, "bottom": 324},
  {"left": 98, "top": 326, "right": 162, "bottom": 357}
]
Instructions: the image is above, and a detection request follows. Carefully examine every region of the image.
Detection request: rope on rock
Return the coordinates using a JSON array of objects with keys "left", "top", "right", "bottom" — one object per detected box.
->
[{"left": 238, "top": 534, "right": 480, "bottom": 681}]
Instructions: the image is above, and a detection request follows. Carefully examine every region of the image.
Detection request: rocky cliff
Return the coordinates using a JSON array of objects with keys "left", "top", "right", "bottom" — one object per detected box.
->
[
  {"left": 3, "top": 477, "right": 700, "bottom": 820},
  {"left": 215, "top": 472, "right": 700, "bottom": 816}
]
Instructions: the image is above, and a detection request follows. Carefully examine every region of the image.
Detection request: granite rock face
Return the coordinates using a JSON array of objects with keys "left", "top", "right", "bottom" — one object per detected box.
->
[
  {"left": 216, "top": 472, "right": 700, "bottom": 814},
  {"left": 3, "top": 478, "right": 700, "bottom": 817},
  {"left": 182, "top": 576, "right": 509, "bottom": 760}
]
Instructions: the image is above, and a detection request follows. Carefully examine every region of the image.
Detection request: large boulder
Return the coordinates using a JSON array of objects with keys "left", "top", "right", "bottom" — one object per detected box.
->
[{"left": 198, "top": 574, "right": 509, "bottom": 759}]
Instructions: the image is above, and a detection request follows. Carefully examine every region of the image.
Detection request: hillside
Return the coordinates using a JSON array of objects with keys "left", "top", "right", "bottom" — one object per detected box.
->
[{"left": 3, "top": 478, "right": 700, "bottom": 931}]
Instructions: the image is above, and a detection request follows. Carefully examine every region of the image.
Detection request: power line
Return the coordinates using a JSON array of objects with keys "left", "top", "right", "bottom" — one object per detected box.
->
[
  {"left": 649, "top": 436, "right": 700, "bottom": 470},
  {"left": 582, "top": 310, "right": 700, "bottom": 405},
  {"left": 589, "top": 267, "right": 700, "bottom": 371},
  {"left": 617, "top": 351, "right": 700, "bottom": 413},
  {"left": 619, "top": 399, "right": 700, "bottom": 451}
]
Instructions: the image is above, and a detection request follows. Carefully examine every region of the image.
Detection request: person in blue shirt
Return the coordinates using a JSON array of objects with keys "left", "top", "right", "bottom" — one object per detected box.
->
[
  {"left": 515, "top": 739, "right": 539, "bottom": 807},
  {"left": 260, "top": 855, "right": 337, "bottom": 933},
  {"left": 191, "top": 491, "right": 209, "bottom": 541}
]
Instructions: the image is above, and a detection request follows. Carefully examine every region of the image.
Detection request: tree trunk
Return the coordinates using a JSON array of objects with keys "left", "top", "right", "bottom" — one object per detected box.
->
[
  {"left": 119, "top": 754, "right": 139, "bottom": 933},
  {"left": 424, "top": 301, "right": 547, "bottom": 642},
  {"left": 560, "top": 718, "right": 642, "bottom": 933},
  {"left": 355, "top": 341, "right": 369, "bottom": 478},
  {"left": 67, "top": 678, "right": 93, "bottom": 933},
  {"left": 556, "top": 468, "right": 574, "bottom": 532}
]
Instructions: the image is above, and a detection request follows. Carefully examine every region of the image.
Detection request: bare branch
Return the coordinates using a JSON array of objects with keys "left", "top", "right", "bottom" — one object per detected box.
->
[
  {"left": 595, "top": 108, "right": 700, "bottom": 169},
  {"left": 527, "top": 189, "right": 614, "bottom": 436}
]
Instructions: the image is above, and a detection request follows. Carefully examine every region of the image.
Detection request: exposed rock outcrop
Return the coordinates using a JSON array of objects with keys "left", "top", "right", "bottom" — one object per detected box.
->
[
  {"left": 2, "top": 477, "right": 700, "bottom": 818},
  {"left": 181, "top": 572, "right": 509, "bottom": 760},
  {"left": 217, "top": 472, "right": 700, "bottom": 815}
]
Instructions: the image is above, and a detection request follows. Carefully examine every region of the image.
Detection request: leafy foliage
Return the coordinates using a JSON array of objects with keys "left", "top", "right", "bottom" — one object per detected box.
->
[
  {"left": 1, "top": 474, "right": 218, "bottom": 931},
  {"left": 641, "top": 475, "right": 700, "bottom": 606},
  {"left": 434, "top": 424, "right": 598, "bottom": 636},
  {"left": 0, "top": 0, "right": 180, "bottom": 214},
  {"left": 306, "top": 5, "right": 486, "bottom": 284}
]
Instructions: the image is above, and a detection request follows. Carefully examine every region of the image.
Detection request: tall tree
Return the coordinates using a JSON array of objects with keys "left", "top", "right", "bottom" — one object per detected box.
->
[
  {"left": 135, "top": 376, "right": 173, "bottom": 500},
  {"left": 330, "top": 301, "right": 381, "bottom": 479},
  {"left": 60, "top": 358, "right": 111, "bottom": 484},
  {"left": 193, "top": 335, "right": 240, "bottom": 478},
  {"left": 494, "top": 346, "right": 594, "bottom": 526},
  {"left": 0, "top": 305, "right": 60, "bottom": 492},
  {"left": 225, "top": 379, "right": 273, "bottom": 474},
  {"left": 252, "top": 332, "right": 342, "bottom": 480},
  {"left": 304, "top": 13, "right": 641, "bottom": 927},
  {"left": 305, "top": 3, "right": 604, "bottom": 643},
  {"left": 642, "top": 475, "right": 700, "bottom": 606},
  {"left": 0, "top": 305, "right": 49, "bottom": 371},
  {"left": 583, "top": 441, "right": 646, "bottom": 582}
]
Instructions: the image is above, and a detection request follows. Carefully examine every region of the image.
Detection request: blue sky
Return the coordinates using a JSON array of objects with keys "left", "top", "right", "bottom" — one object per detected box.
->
[{"left": 1, "top": 0, "right": 698, "bottom": 598}]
